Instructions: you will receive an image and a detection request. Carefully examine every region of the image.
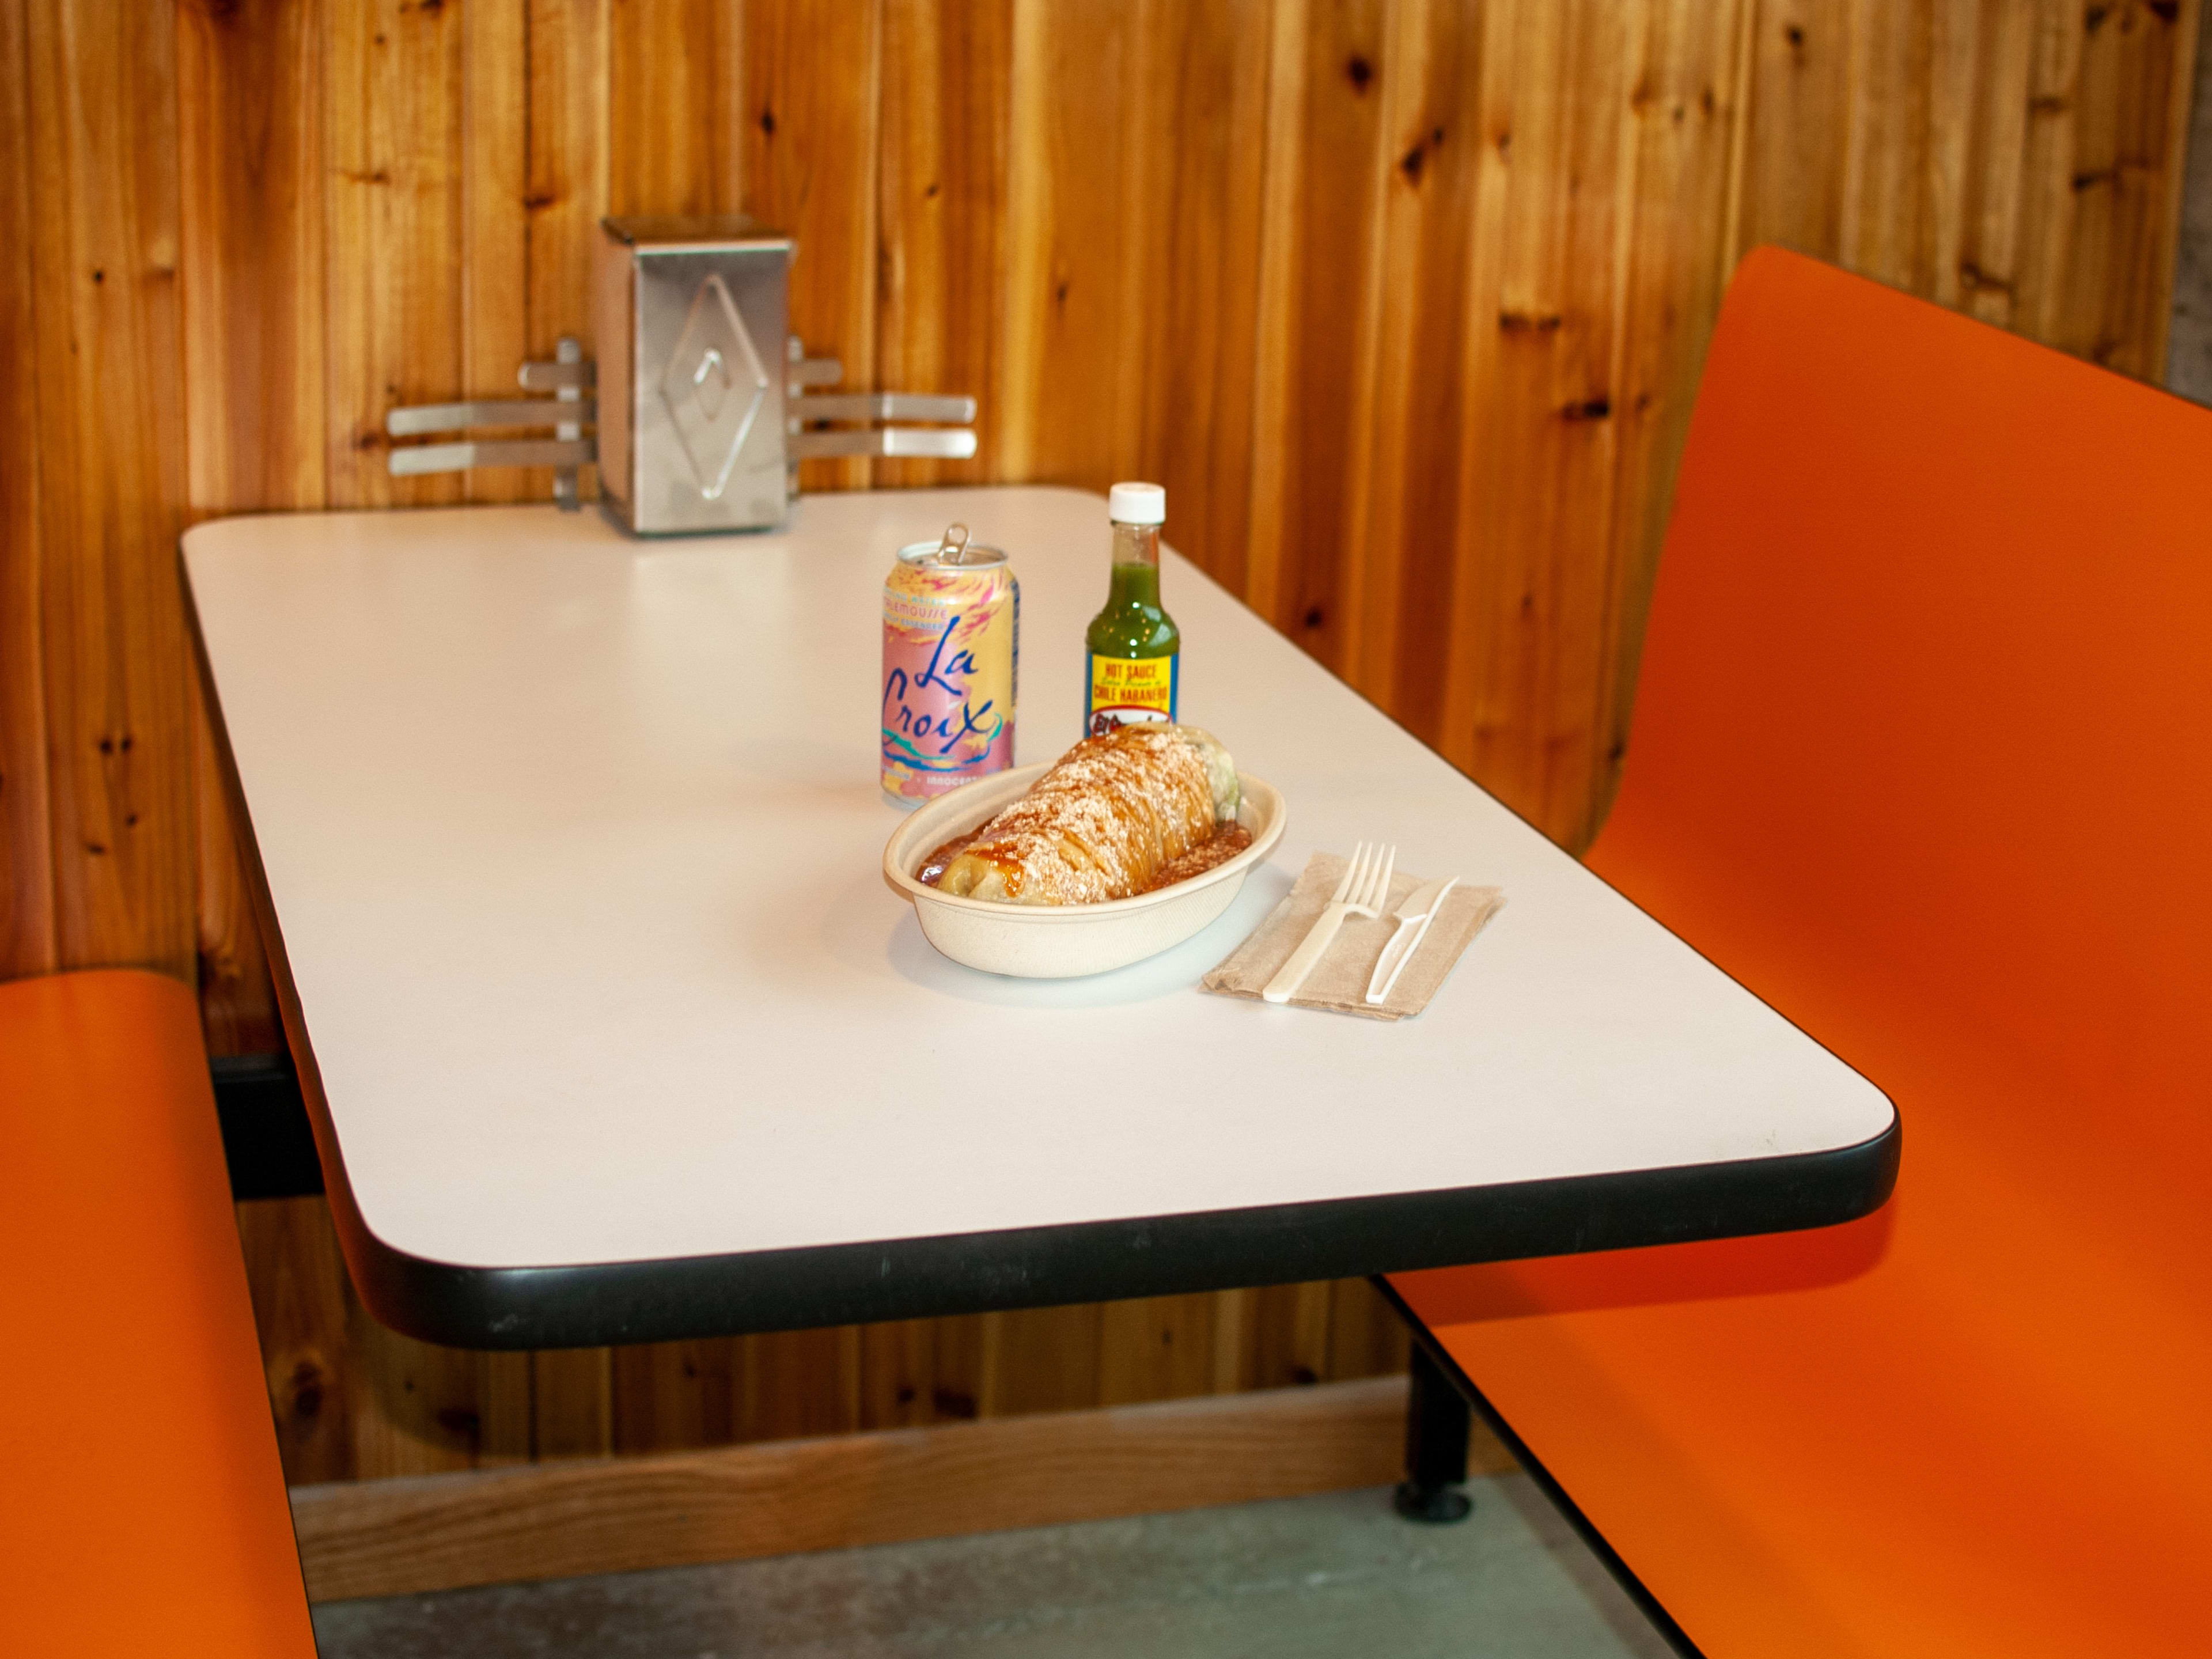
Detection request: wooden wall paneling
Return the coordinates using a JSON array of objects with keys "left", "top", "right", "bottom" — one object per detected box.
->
[
  {"left": 1241, "top": 0, "right": 1306, "bottom": 623},
  {"left": 1242, "top": 1279, "right": 1335, "bottom": 1389},
  {"left": 1324, "top": 1276, "right": 1411, "bottom": 1378},
  {"left": 1437, "top": 0, "right": 1646, "bottom": 844},
  {"left": 532, "top": 1347, "right": 615, "bottom": 1460},
  {"left": 978, "top": 1301, "right": 1104, "bottom": 1416},
  {"left": 188, "top": 671, "right": 282, "bottom": 1052},
  {"left": 236, "top": 1196, "right": 358, "bottom": 1485},
  {"left": 858, "top": 1313, "right": 987, "bottom": 1428},
  {"left": 874, "top": 0, "right": 1012, "bottom": 493},
  {"left": 0, "top": 0, "right": 52, "bottom": 981},
  {"left": 324, "top": 0, "right": 461, "bottom": 509},
  {"left": 2008, "top": 5, "right": 2099, "bottom": 350},
  {"left": 24, "top": 0, "right": 196, "bottom": 978},
  {"left": 1096, "top": 1294, "right": 1218, "bottom": 1407},
  {"left": 177, "top": 0, "right": 325, "bottom": 1052},
  {"left": 2052, "top": 0, "right": 2197, "bottom": 377},
  {"left": 1832, "top": 0, "right": 1948, "bottom": 293},
  {"left": 746, "top": 0, "right": 884, "bottom": 495},
  {"left": 460, "top": 0, "right": 531, "bottom": 507},
  {"left": 1733, "top": 0, "right": 1853, "bottom": 260},
  {"left": 526, "top": 0, "right": 611, "bottom": 510},
  {"left": 1586, "top": 0, "right": 1751, "bottom": 846},
  {"left": 1947, "top": 0, "right": 2040, "bottom": 329},
  {"left": 177, "top": 0, "right": 330, "bottom": 519},
  {"left": 1357, "top": 0, "right": 1488, "bottom": 742},
  {"left": 346, "top": 1302, "right": 532, "bottom": 1479},
  {"left": 1332, "top": 0, "right": 1426, "bottom": 703},
  {"left": 997, "top": 0, "right": 1142, "bottom": 490},
  {"left": 612, "top": 1337, "right": 741, "bottom": 1454},
  {"left": 1262, "top": 0, "right": 1389, "bottom": 674},
  {"left": 1124, "top": 0, "right": 1276, "bottom": 599},
  {"left": 738, "top": 1324, "right": 865, "bottom": 1441},
  {"left": 607, "top": 0, "right": 744, "bottom": 217}
]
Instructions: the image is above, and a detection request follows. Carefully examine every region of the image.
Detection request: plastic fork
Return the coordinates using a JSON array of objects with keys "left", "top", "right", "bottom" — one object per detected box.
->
[{"left": 1262, "top": 841, "right": 1398, "bottom": 1004}]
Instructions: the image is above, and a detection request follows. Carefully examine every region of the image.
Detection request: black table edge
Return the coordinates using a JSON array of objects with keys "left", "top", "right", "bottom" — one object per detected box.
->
[{"left": 322, "top": 1106, "right": 1899, "bottom": 1351}]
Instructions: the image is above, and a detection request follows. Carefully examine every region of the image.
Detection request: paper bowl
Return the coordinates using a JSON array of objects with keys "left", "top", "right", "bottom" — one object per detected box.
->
[{"left": 882, "top": 765, "right": 1286, "bottom": 978}]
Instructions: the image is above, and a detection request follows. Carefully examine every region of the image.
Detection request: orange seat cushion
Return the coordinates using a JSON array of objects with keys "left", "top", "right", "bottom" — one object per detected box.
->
[
  {"left": 1394, "top": 249, "right": 2212, "bottom": 1656},
  {"left": 0, "top": 970, "right": 315, "bottom": 1657}
]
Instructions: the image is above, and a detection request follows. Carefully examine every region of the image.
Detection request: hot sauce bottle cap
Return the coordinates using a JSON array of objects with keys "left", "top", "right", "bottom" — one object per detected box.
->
[{"left": 1108, "top": 482, "right": 1166, "bottom": 525}]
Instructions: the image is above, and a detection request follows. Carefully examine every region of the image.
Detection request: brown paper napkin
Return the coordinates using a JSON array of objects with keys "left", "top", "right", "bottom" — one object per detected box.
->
[{"left": 1200, "top": 853, "right": 1503, "bottom": 1021}]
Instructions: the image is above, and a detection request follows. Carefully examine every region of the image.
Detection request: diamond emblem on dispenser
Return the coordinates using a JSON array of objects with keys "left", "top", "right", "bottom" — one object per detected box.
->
[{"left": 659, "top": 274, "right": 770, "bottom": 501}]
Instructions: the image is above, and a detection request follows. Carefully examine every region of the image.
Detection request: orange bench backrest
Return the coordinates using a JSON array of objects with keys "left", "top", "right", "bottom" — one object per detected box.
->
[
  {"left": 1590, "top": 246, "right": 2212, "bottom": 1266},
  {"left": 0, "top": 970, "right": 316, "bottom": 1657},
  {"left": 1395, "top": 248, "right": 2212, "bottom": 1658}
]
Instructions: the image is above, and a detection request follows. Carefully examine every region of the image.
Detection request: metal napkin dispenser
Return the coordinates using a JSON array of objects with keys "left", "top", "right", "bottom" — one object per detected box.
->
[
  {"left": 384, "top": 214, "right": 976, "bottom": 535},
  {"left": 595, "top": 216, "right": 792, "bottom": 535}
]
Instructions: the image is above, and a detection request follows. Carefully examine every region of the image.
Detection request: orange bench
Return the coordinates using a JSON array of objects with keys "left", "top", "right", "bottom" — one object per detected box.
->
[
  {"left": 1, "top": 969, "right": 316, "bottom": 1656},
  {"left": 1392, "top": 248, "right": 2212, "bottom": 1654}
]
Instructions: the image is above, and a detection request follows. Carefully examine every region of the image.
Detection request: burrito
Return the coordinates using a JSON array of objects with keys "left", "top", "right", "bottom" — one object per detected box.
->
[{"left": 934, "top": 725, "right": 1241, "bottom": 905}]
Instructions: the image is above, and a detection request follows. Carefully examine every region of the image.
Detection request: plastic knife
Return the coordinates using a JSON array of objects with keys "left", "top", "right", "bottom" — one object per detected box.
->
[{"left": 1365, "top": 875, "right": 1459, "bottom": 1004}]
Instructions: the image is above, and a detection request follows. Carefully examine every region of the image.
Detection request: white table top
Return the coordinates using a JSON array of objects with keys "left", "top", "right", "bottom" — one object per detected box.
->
[{"left": 184, "top": 488, "right": 1892, "bottom": 1322}]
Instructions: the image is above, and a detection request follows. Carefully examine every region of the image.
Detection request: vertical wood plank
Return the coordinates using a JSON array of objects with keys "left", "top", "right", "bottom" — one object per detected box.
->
[
  {"left": 0, "top": 0, "right": 53, "bottom": 980},
  {"left": 875, "top": 0, "right": 1012, "bottom": 491},
  {"left": 1242, "top": 0, "right": 1307, "bottom": 623},
  {"left": 611, "top": 1338, "right": 740, "bottom": 1454},
  {"left": 177, "top": 0, "right": 329, "bottom": 519},
  {"left": 745, "top": 0, "right": 882, "bottom": 494},
  {"left": 532, "top": 1347, "right": 614, "bottom": 1459},
  {"left": 176, "top": 0, "right": 325, "bottom": 1051},
  {"left": 1245, "top": 1279, "right": 1336, "bottom": 1390},
  {"left": 1354, "top": 0, "right": 1490, "bottom": 737},
  {"left": 460, "top": 0, "right": 531, "bottom": 505},
  {"left": 236, "top": 1197, "right": 357, "bottom": 1484},
  {"left": 26, "top": 0, "right": 196, "bottom": 977},
  {"left": 1125, "top": 0, "right": 1277, "bottom": 597},
  {"left": 1438, "top": 0, "right": 1648, "bottom": 842},
  {"left": 1323, "top": 1277, "right": 1410, "bottom": 1378},
  {"left": 1264, "top": 0, "right": 1389, "bottom": 671},
  {"left": 738, "top": 1327, "right": 864, "bottom": 1441},
  {"left": 1952, "top": 0, "right": 2040, "bottom": 328},
  {"left": 859, "top": 1315, "right": 987, "bottom": 1428},
  {"left": 528, "top": 0, "right": 611, "bottom": 504},
  {"left": 347, "top": 1310, "right": 532, "bottom": 1479},
  {"left": 1733, "top": 0, "right": 1853, "bottom": 262},
  {"left": 324, "top": 0, "right": 465, "bottom": 509},
  {"left": 188, "top": 669, "right": 281, "bottom": 1052},
  {"left": 979, "top": 1302, "right": 1103, "bottom": 1417},
  {"left": 995, "top": 0, "right": 1140, "bottom": 493},
  {"left": 607, "top": 0, "right": 744, "bottom": 217},
  {"left": 1097, "top": 1295, "right": 1217, "bottom": 1407},
  {"left": 1586, "top": 0, "right": 1752, "bottom": 845}
]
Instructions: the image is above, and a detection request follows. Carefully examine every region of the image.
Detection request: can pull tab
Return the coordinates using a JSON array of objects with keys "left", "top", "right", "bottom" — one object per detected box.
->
[{"left": 935, "top": 522, "right": 971, "bottom": 565}]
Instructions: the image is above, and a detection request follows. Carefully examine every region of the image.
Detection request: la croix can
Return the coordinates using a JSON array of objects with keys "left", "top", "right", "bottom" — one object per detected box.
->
[{"left": 881, "top": 528, "right": 1019, "bottom": 808}]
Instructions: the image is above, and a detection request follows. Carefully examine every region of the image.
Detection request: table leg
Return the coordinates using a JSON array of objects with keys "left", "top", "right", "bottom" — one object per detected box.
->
[{"left": 1393, "top": 1338, "right": 1474, "bottom": 1523}]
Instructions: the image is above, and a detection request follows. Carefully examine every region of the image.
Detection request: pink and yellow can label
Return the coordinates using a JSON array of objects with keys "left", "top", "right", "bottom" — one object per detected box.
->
[{"left": 881, "top": 545, "right": 1018, "bottom": 805}]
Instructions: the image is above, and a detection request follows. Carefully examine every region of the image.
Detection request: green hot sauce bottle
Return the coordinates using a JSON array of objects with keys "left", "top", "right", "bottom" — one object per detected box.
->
[{"left": 1084, "top": 482, "right": 1180, "bottom": 737}]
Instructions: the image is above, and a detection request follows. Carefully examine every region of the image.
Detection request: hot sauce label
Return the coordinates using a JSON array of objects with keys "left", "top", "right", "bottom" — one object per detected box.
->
[{"left": 1087, "top": 653, "right": 1178, "bottom": 736}]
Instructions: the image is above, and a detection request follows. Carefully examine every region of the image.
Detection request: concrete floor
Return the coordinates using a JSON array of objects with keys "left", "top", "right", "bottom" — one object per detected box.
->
[{"left": 313, "top": 1474, "right": 1677, "bottom": 1659}]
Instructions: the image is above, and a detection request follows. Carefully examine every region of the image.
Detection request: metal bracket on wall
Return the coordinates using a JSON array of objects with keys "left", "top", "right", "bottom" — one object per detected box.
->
[
  {"left": 387, "top": 335, "right": 597, "bottom": 507},
  {"left": 382, "top": 333, "right": 977, "bottom": 517}
]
